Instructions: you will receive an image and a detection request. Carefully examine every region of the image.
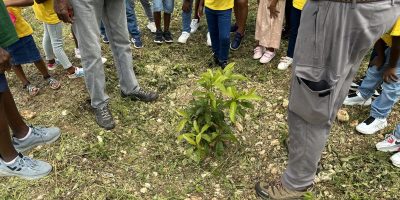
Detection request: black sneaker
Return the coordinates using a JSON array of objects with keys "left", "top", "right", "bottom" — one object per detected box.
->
[
  {"left": 121, "top": 88, "right": 159, "bottom": 102},
  {"left": 163, "top": 31, "right": 174, "bottom": 43},
  {"left": 93, "top": 104, "right": 115, "bottom": 130},
  {"left": 230, "top": 32, "right": 244, "bottom": 51},
  {"left": 154, "top": 30, "right": 164, "bottom": 44},
  {"left": 218, "top": 60, "right": 228, "bottom": 69},
  {"left": 230, "top": 24, "right": 238, "bottom": 33}
]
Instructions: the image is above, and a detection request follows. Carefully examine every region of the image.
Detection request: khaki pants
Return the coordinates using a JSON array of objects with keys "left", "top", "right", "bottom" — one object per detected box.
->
[{"left": 282, "top": 0, "right": 400, "bottom": 190}]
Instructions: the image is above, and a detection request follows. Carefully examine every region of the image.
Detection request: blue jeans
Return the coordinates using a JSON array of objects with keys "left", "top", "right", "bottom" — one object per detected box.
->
[
  {"left": 153, "top": 0, "right": 174, "bottom": 13},
  {"left": 287, "top": 6, "right": 301, "bottom": 58},
  {"left": 395, "top": 124, "right": 400, "bottom": 138},
  {"left": 359, "top": 48, "right": 400, "bottom": 119},
  {"left": 205, "top": 7, "right": 232, "bottom": 63},
  {"left": 182, "top": 0, "right": 194, "bottom": 33}
]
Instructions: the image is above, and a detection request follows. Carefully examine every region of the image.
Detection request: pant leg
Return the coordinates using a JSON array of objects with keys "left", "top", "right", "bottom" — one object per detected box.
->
[
  {"left": 217, "top": 9, "right": 232, "bottom": 62},
  {"left": 126, "top": 0, "right": 141, "bottom": 38},
  {"left": 103, "top": 0, "right": 140, "bottom": 95},
  {"left": 100, "top": 21, "right": 107, "bottom": 38},
  {"left": 285, "top": 0, "right": 293, "bottom": 32},
  {"left": 42, "top": 23, "right": 55, "bottom": 61},
  {"left": 139, "top": 0, "right": 154, "bottom": 22},
  {"left": 45, "top": 22, "right": 73, "bottom": 69},
  {"left": 282, "top": 1, "right": 400, "bottom": 191},
  {"left": 205, "top": 8, "right": 220, "bottom": 59},
  {"left": 153, "top": 0, "right": 163, "bottom": 12},
  {"left": 70, "top": 0, "right": 109, "bottom": 108},
  {"left": 182, "top": 0, "right": 193, "bottom": 33},
  {"left": 287, "top": 6, "right": 301, "bottom": 58},
  {"left": 395, "top": 124, "right": 400, "bottom": 138},
  {"left": 358, "top": 66, "right": 384, "bottom": 99},
  {"left": 163, "top": 0, "right": 175, "bottom": 14}
]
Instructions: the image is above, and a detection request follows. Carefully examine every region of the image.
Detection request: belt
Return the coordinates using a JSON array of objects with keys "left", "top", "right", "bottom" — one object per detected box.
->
[{"left": 321, "top": 0, "right": 387, "bottom": 3}]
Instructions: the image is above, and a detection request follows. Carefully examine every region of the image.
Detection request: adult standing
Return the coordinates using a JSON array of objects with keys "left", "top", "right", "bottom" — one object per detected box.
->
[
  {"left": 255, "top": 0, "right": 400, "bottom": 199},
  {"left": 54, "top": 0, "right": 158, "bottom": 130}
]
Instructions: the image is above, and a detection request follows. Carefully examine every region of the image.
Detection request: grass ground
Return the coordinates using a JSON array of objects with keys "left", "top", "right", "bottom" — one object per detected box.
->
[{"left": 1, "top": 1, "right": 400, "bottom": 199}]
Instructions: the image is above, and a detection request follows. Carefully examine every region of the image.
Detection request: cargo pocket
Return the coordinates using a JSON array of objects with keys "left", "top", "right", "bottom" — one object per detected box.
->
[{"left": 289, "top": 76, "right": 334, "bottom": 125}]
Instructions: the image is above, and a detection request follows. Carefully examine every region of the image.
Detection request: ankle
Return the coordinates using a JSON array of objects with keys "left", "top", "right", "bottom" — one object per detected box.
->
[
  {"left": 13, "top": 126, "right": 31, "bottom": 140},
  {"left": 66, "top": 67, "right": 76, "bottom": 74}
]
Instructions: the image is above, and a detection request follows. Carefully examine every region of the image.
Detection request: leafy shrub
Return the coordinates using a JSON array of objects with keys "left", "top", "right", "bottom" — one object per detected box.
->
[{"left": 177, "top": 63, "right": 262, "bottom": 163}]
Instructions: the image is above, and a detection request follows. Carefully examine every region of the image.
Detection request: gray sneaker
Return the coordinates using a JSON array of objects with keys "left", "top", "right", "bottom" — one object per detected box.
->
[
  {"left": 0, "top": 153, "right": 52, "bottom": 180},
  {"left": 13, "top": 126, "right": 61, "bottom": 152},
  {"left": 93, "top": 104, "right": 115, "bottom": 130}
]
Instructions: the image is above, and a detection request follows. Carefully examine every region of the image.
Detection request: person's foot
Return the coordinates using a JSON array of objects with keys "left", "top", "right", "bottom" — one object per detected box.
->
[
  {"left": 230, "top": 24, "right": 238, "bottom": 33},
  {"left": 147, "top": 22, "right": 157, "bottom": 33},
  {"left": 67, "top": 67, "right": 85, "bottom": 79},
  {"left": 25, "top": 84, "right": 40, "bottom": 96},
  {"left": 356, "top": 116, "right": 387, "bottom": 135},
  {"left": 101, "top": 34, "right": 109, "bottom": 44},
  {"left": 74, "top": 48, "right": 81, "bottom": 59},
  {"left": 230, "top": 32, "right": 244, "bottom": 51},
  {"left": 255, "top": 181, "right": 309, "bottom": 200},
  {"left": 206, "top": 32, "right": 212, "bottom": 47},
  {"left": 218, "top": 60, "right": 228, "bottom": 69},
  {"left": 343, "top": 92, "right": 372, "bottom": 106},
  {"left": 390, "top": 152, "right": 400, "bottom": 168},
  {"left": 376, "top": 132, "right": 400, "bottom": 152},
  {"left": 371, "top": 90, "right": 381, "bottom": 100},
  {"left": 350, "top": 78, "right": 364, "bottom": 91},
  {"left": 93, "top": 104, "right": 115, "bottom": 130},
  {"left": 253, "top": 46, "right": 265, "bottom": 60},
  {"left": 0, "top": 153, "right": 52, "bottom": 180},
  {"left": 47, "top": 62, "right": 57, "bottom": 71},
  {"left": 13, "top": 126, "right": 61, "bottom": 152},
  {"left": 154, "top": 30, "right": 164, "bottom": 44},
  {"left": 178, "top": 32, "right": 191, "bottom": 44},
  {"left": 260, "top": 51, "right": 276, "bottom": 64},
  {"left": 131, "top": 37, "right": 143, "bottom": 49},
  {"left": 190, "top": 19, "right": 200, "bottom": 33},
  {"left": 163, "top": 31, "right": 174, "bottom": 43},
  {"left": 46, "top": 77, "right": 61, "bottom": 90},
  {"left": 121, "top": 88, "right": 159, "bottom": 102},
  {"left": 277, "top": 56, "right": 293, "bottom": 70}
]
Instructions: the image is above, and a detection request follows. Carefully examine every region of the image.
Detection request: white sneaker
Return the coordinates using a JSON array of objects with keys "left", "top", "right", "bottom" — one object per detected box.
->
[
  {"left": 207, "top": 32, "right": 212, "bottom": 46},
  {"left": 356, "top": 116, "right": 387, "bottom": 135},
  {"left": 190, "top": 19, "right": 200, "bottom": 33},
  {"left": 253, "top": 46, "right": 265, "bottom": 60},
  {"left": 343, "top": 92, "right": 372, "bottom": 106},
  {"left": 178, "top": 32, "right": 191, "bottom": 44},
  {"left": 101, "top": 57, "right": 107, "bottom": 64},
  {"left": 390, "top": 152, "right": 400, "bottom": 168},
  {"left": 278, "top": 56, "right": 293, "bottom": 70},
  {"left": 74, "top": 48, "right": 81, "bottom": 59},
  {"left": 0, "top": 153, "right": 52, "bottom": 180},
  {"left": 67, "top": 67, "right": 85, "bottom": 79},
  {"left": 147, "top": 22, "right": 157, "bottom": 33},
  {"left": 259, "top": 51, "right": 276, "bottom": 64},
  {"left": 376, "top": 132, "right": 400, "bottom": 152}
]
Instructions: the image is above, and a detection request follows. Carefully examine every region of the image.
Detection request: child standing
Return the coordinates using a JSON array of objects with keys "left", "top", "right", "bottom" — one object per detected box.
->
[
  {"left": 253, "top": 0, "right": 286, "bottom": 64},
  {"left": 376, "top": 124, "right": 400, "bottom": 168},
  {"left": 32, "top": 0, "right": 84, "bottom": 78},
  {"left": 5, "top": 0, "right": 60, "bottom": 96},
  {"left": 153, "top": 0, "right": 175, "bottom": 44},
  {"left": 178, "top": 0, "right": 201, "bottom": 44},
  {"left": 199, "top": 0, "right": 233, "bottom": 68}
]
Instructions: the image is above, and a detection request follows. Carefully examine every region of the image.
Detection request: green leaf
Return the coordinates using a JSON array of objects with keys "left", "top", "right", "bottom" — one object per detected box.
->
[
  {"left": 200, "top": 124, "right": 210, "bottom": 134},
  {"left": 193, "top": 120, "right": 200, "bottom": 133},
  {"left": 182, "top": 134, "right": 196, "bottom": 145},
  {"left": 223, "top": 62, "right": 235, "bottom": 75},
  {"left": 221, "top": 133, "right": 238, "bottom": 142},
  {"left": 237, "top": 93, "right": 262, "bottom": 101},
  {"left": 201, "top": 134, "right": 211, "bottom": 142},
  {"left": 214, "top": 75, "right": 228, "bottom": 84},
  {"left": 240, "top": 101, "right": 254, "bottom": 109},
  {"left": 176, "top": 110, "right": 189, "bottom": 118},
  {"left": 226, "top": 87, "right": 234, "bottom": 98},
  {"left": 196, "top": 132, "right": 202, "bottom": 144},
  {"left": 230, "top": 101, "right": 237, "bottom": 123},
  {"left": 230, "top": 74, "right": 247, "bottom": 81},
  {"left": 215, "top": 141, "right": 225, "bottom": 156},
  {"left": 176, "top": 119, "right": 188, "bottom": 132}
]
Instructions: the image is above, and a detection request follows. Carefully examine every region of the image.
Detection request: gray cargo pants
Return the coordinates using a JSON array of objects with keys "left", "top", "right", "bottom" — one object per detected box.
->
[
  {"left": 70, "top": 0, "right": 140, "bottom": 108},
  {"left": 282, "top": 0, "right": 400, "bottom": 191}
]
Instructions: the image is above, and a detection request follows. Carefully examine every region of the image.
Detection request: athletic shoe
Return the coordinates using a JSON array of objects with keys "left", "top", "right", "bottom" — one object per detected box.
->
[
  {"left": 101, "top": 34, "right": 109, "bottom": 44},
  {"left": 253, "top": 46, "right": 265, "bottom": 60},
  {"left": 147, "top": 22, "right": 157, "bottom": 33},
  {"left": 259, "top": 51, "right": 276, "bottom": 64},
  {"left": 131, "top": 37, "right": 143, "bottom": 49},
  {"left": 343, "top": 92, "right": 372, "bottom": 106},
  {"left": 207, "top": 32, "right": 212, "bottom": 46},
  {"left": 13, "top": 126, "right": 61, "bottom": 152},
  {"left": 0, "top": 153, "right": 52, "bottom": 180},
  {"left": 121, "top": 88, "right": 159, "bottom": 102},
  {"left": 371, "top": 90, "right": 381, "bottom": 100},
  {"left": 230, "top": 32, "right": 244, "bottom": 51},
  {"left": 163, "top": 31, "right": 174, "bottom": 43},
  {"left": 47, "top": 63, "right": 57, "bottom": 71},
  {"left": 93, "top": 103, "right": 115, "bottom": 130},
  {"left": 154, "top": 30, "right": 164, "bottom": 44},
  {"left": 67, "top": 67, "right": 85, "bottom": 79},
  {"left": 390, "top": 152, "right": 400, "bottom": 168},
  {"left": 356, "top": 116, "right": 387, "bottom": 135},
  {"left": 75, "top": 48, "right": 81, "bottom": 59},
  {"left": 376, "top": 132, "right": 400, "bottom": 152},
  {"left": 277, "top": 56, "right": 293, "bottom": 70},
  {"left": 350, "top": 78, "right": 364, "bottom": 91},
  {"left": 190, "top": 19, "right": 200, "bottom": 33},
  {"left": 255, "top": 181, "right": 309, "bottom": 200},
  {"left": 178, "top": 32, "right": 191, "bottom": 44}
]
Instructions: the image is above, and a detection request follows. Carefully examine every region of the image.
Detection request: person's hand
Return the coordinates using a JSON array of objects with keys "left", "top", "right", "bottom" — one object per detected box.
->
[
  {"left": 268, "top": 2, "right": 279, "bottom": 19},
  {"left": 371, "top": 55, "right": 385, "bottom": 69},
  {"left": 182, "top": 0, "right": 190, "bottom": 12},
  {"left": 0, "top": 48, "right": 11, "bottom": 73},
  {"left": 54, "top": 0, "right": 74, "bottom": 23},
  {"left": 383, "top": 67, "right": 399, "bottom": 83}
]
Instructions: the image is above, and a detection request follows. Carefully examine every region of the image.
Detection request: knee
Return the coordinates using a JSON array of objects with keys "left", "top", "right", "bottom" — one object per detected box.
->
[{"left": 164, "top": 1, "right": 174, "bottom": 14}]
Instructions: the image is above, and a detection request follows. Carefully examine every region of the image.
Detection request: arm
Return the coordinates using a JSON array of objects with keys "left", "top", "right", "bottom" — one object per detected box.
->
[
  {"left": 198, "top": 0, "right": 204, "bottom": 17},
  {"left": 371, "top": 39, "right": 386, "bottom": 68},
  {"left": 4, "top": 0, "right": 34, "bottom": 7},
  {"left": 383, "top": 36, "right": 400, "bottom": 83},
  {"left": 0, "top": 48, "right": 11, "bottom": 73}
]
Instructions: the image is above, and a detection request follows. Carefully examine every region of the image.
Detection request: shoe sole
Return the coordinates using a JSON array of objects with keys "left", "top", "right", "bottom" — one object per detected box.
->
[
  {"left": 165, "top": 40, "right": 174, "bottom": 43},
  {"left": 356, "top": 122, "right": 387, "bottom": 135},
  {"left": 0, "top": 168, "right": 52, "bottom": 180},
  {"left": 120, "top": 92, "right": 158, "bottom": 102},
  {"left": 230, "top": 43, "right": 241, "bottom": 51},
  {"left": 376, "top": 145, "right": 400, "bottom": 152},
  {"left": 343, "top": 101, "right": 372, "bottom": 106},
  {"left": 15, "top": 132, "right": 61, "bottom": 153},
  {"left": 255, "top": 183, "right": 303, "bottom": 200},
  {"left": 154, "top": 40, "right": 164, "bottom": 44}
]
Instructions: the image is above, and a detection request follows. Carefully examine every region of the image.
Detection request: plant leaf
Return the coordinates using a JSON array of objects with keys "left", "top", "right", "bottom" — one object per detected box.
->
[
  {"left": 230, "top": 101, "right": 237, "bottom": 123},
  {"left": 176, "top": 119, "right": 188, "bottom": 132},
  {"left": 196, "top": 132, "right": 202, "bottom": 144},
  {"left": 237, "top": 93, "right": 262, "bottom": 101},
  {"left": 193, "top": 120, "right": 200, "bottom": 133},
  {"left": 201, "top": 134, "right": 211, "bottom": 142},
  {"left": 215, "top": 141, "right": 224, "bottom": 156},
  {"left": 200, "top": 124, "right": 210, "bottom": 134},
  {"left": 182, "top": 134, "right": 196, "bottom": 145},
  {"left": 223, "top": 63, "right": 235, "bottom": 75}
]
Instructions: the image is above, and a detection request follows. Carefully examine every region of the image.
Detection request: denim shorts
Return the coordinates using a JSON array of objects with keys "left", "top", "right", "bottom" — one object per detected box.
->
[
  {"left": 153, "top": 0, "right": 175, "bottom": 13},
  {"left": 0, "top": 73, "right": 8, "bottom": 93},
  {"left": 5, "top": 35, "right": 42, "bottom": 66}
]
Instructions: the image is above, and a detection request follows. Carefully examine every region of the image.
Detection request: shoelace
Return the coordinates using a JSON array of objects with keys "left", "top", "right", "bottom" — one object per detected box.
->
[
  {"left": 234, "top": 32, "right": 242, "bottom": 43},
  {"left": 19, "top": 156, "right": 38, "bottom": 169},
  {"left": 100, "top": 106, "right": 112, "bottom": 119},
  {"left": 137, "top": 88, "right": 152, "bottom": 96},
  {"left": 31, "top": 126, "right": 47, "bottom": 137}
]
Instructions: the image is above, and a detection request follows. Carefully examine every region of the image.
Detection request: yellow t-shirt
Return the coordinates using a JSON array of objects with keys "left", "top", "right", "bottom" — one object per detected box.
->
[
  {"left": 6, "top": 7, "right": 33, "bottom": 38},
  {"left": 205, "top": 0, "right": 234, "bottom": 10},
  {"left": 381, "top": 18, "right": 400, "bottom": 47},
  {"left": 293, "top": 0, "right": 307, "bottom": 10},
  {"left": 32, "top": 0, "right": 60, "bottom": 24}
]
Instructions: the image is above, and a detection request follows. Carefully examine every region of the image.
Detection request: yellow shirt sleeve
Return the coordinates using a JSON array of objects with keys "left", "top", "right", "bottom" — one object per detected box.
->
[
  {"left": 381, "top": 18, "right": 400, "bottom": 47},
  {"left": 293, "top": 0, "right": 307, "bottom": 10},
  {"left": 205, "top": 0, "right": 234, "bottom": 10},
  {"left": 6, "top": 7, "right": 33, "bottom": 38},
  {"left": 32, "top": 0, "right": 60, "bottom": 24}
]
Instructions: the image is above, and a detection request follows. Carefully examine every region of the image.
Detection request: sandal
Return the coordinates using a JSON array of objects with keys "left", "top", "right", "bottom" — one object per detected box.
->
[
  {"left": 25, "top": 84, "right": 40, "bottom": 96},
  {"left": 47, "top": 77, "right": 61, "bottom": 90}
]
